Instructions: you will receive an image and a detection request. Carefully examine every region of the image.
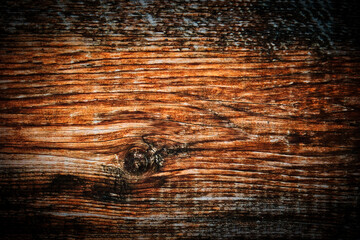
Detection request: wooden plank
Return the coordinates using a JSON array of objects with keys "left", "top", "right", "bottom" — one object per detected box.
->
[{"left": 1, "top": 0, "right": 359, "bottom": 239}]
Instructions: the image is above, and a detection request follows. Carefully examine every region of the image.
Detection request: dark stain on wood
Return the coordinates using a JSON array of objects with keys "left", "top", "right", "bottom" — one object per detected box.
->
[{"left": 48, "top": 174, "right": 85, "bottom": 193}]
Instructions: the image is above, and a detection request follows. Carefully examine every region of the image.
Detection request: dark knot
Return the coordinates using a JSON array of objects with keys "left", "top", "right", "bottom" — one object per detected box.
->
[
  {"left": 123, "top": 147, "right": 151, "bottom": 175},
  {"left": 122, "top": 137, "right": 188, "bottom": 176}
]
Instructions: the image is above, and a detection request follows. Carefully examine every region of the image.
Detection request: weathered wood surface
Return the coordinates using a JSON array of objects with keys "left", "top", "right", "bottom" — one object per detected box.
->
[{"left": 0, "top": 0, "right": 359, "bottom": 239}]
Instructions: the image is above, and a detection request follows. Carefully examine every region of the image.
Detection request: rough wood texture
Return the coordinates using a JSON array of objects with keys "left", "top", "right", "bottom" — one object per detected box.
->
[{"left": 0, "top": 0, "right": 359, "bottom": 239}]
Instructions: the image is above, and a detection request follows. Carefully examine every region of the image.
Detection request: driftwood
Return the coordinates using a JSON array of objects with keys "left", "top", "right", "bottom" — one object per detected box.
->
[{"left": 0, "top": 0, "right": 359, "bottom": 239}]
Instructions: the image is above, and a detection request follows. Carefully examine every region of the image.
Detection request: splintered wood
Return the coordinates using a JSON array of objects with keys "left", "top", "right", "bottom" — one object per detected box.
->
[{"left": 0, "top": 0, "right": 359, "bottom": 239}]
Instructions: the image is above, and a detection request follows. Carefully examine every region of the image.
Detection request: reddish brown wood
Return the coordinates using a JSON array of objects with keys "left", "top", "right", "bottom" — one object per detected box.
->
[{"left": 0, "top": 0, "right": 359, "bottom": 239}]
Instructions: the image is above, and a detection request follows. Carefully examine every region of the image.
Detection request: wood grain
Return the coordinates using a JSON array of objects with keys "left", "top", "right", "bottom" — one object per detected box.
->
[{"left": 1, "top": 0, "right": 360, "bottom": 239}]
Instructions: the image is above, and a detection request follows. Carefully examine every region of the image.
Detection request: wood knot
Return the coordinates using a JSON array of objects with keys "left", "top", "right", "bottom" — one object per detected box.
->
[
  {"left": 124, "top": 147, "right": 151, "bottom": 175},
  {"left": 119, "top": 136, "right": 189, "bottom": 176}
]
